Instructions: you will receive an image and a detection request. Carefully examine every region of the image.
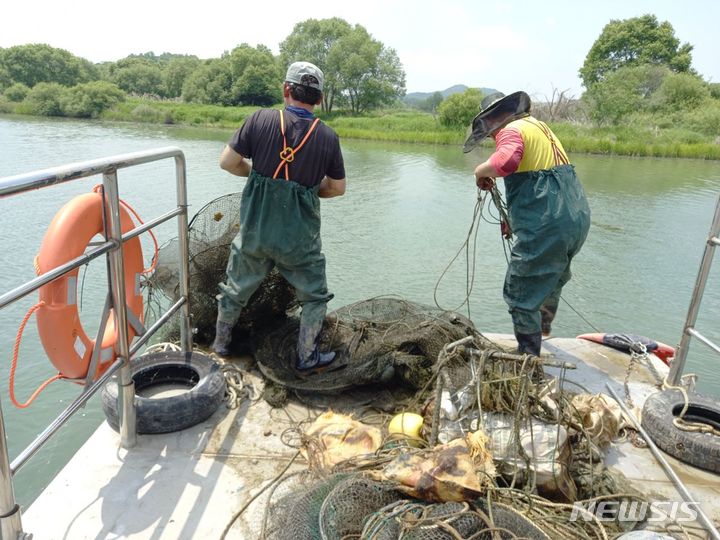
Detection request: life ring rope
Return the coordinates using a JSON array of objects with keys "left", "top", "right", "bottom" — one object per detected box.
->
[
  {"left": 91, "top": 185, "right": 159, "bottom": 274},
  {"left": 10, "top": 301, "right": 65, "bottom": 408}
]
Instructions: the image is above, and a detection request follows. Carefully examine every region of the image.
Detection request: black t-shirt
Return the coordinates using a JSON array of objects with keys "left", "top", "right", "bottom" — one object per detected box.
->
[{"left": 229, "top": 108, "right": 345, "bottom": 187}]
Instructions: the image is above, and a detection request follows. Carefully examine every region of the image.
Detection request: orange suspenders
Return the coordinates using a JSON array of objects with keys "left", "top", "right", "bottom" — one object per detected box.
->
[
  {"left": 272, "top": 110, "right": 321, "bottom": 180},
  {"left": 525, "top": 117, "right": 569, "bottom": 166}
]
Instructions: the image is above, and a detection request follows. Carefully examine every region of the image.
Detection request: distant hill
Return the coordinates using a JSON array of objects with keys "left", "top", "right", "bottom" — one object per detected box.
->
[{"left": 403, "top": 85, "right": 499, "bottom": 107}]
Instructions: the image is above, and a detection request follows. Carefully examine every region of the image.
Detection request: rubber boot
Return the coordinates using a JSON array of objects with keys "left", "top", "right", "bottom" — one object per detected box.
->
[
  {"left": 212, "top": 319, "right": 233, "bottom": 356},
  {"left": 540, "top": 305, "right": 557, "bottom": 337},
  {"left": 296, "top": 317, "right": 336, "bottom": 373},
  {"left": 515, "top": 331, "right": 542, "bottom": 357}
]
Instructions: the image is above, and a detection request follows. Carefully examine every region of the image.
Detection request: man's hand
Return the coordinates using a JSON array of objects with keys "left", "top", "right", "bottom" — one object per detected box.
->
[
  {"left": 475, "top": 176, "right": 495, "bottom": 191},
  {"left": 500, "top": 219, "right": 512, "bottom": 239}
]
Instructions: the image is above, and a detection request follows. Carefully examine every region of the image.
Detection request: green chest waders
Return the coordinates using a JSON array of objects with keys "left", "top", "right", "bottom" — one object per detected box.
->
[
  {"left": 217, "top": 111, "right": 336, "bottom": 370},
  {"left": 502, "top": 157, "right": 591, "bottom": 355}
]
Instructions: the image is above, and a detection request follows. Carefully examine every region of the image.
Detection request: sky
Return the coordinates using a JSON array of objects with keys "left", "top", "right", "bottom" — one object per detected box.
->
[{"left": 2, "top": 0, "right": 719, "bottom": 101}]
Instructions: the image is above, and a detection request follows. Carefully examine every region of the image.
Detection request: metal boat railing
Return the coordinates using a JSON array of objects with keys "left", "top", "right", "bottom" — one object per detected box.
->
[
  {"left": 668, "top": 193, "right": 720, "bottom": 385},
  {"left": 0, "top": 147, "right": 193, "bottom": 540}
]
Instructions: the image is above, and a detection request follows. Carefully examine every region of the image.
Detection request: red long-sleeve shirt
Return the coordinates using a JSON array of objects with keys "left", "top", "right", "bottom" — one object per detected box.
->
[{"left": 489, "top": 127, "right": 524, "bottom": 177}]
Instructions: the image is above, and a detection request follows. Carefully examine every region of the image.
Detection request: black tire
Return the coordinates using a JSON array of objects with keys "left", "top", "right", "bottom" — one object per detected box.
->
[
  {"left": 101, "top": 351, "right": 225, "bottom": 434},
  {"left": 641, "top": 389, "right": 720, "bottom": 473}
]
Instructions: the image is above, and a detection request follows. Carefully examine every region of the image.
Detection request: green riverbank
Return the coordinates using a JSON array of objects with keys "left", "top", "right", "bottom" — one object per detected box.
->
[{"left": 18, "top": 97, "right": 720, "bottom": 160}]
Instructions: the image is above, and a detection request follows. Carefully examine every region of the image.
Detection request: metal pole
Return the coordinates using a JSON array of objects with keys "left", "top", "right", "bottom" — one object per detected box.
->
[
  {"left": 10, "top": 297, "right": 187, "bottom": 475},
  {"left": 0, "top": 241, "right": 113, "bottom": 310},
  {"left": 11, "top": 359, "right": 122, "bottom": 474},
  {"left": 102, "top": 171, "right": 136, "bottom": 449},
  {"left": 174, "top": 155, "right": 193, "bottom": 353},
  {"left": 669, "top": 193, "right": 720, "bottom": 385},
  {"left": 606, "top": 384, "right": 720, "bottom": 540},
  {"left": 0, "top": 400, "right": 22, "bottom": 540},
  {"left": 0, "top": 146, "right": 184, "bottom": 198}
]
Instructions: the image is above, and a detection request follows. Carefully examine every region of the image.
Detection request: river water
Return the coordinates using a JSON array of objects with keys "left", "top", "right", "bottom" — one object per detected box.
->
[{"left": 1, "top": 115, "right": 719, "bottom": 507}]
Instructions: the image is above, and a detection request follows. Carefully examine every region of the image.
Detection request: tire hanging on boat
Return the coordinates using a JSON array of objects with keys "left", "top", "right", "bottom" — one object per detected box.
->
[
  {"left": 641, "top": 388, "right": 720, "bottom": 473},
  {"left": 101, "top": 351, "right": 225, "bottom": 434},
  {"left": 35, "top": 191, "right": 145, "bottom": 381}
]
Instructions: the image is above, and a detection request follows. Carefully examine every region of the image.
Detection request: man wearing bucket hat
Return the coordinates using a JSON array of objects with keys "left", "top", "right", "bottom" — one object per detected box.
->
[
  {"left": 464, "top": 92, "right": 591, "bottom": 357},
  {"left": 213, "top": 61, "right": 346, "bottom": 373}
]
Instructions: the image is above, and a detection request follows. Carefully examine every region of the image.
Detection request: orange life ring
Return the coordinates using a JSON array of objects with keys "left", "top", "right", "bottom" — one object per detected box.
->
[{"left": 35, "top": 192, "right": 144, "bottom": 381}]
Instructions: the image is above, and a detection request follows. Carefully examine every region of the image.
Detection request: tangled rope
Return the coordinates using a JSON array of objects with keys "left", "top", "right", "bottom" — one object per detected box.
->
[
  {"left": 663, "top": 375, "right": 720, "bottom": 436},
  {"left": 220, "top": 361, "right": 261, "bottom": 409}
]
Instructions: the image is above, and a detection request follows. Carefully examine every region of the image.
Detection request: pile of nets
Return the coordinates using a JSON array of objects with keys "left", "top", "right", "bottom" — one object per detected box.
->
[
  {"left": 255, "top": 296, "right": 476, "bottom": 394},
  {"left": 257, "top": 337, "right": 649, "bottom": 540},
  {"left": 263, "top": 473, "right": 552, "bottom": 540}
]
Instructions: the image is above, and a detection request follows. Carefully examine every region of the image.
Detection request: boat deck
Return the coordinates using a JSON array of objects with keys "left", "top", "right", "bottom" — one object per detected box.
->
[{"left": 22, "top": 337, "right": 720, "bottom": 539}]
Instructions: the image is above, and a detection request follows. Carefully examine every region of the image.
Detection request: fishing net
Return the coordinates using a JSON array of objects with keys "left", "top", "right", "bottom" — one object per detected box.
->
[
  {"left": 264, "top": 474, "right": 553, "bottom": 540},
  {"left": 254, "top": 296, "right": 476, "bottom": 393},
  {"left": 263, "top": 473, "right": 403, "bottom": 540},
  {"left": 362, "top": 500, "right": 550, "bottom": 540},
  {"left": 145, "top": 193, "right": 298, "bottom": 344},
  {"left": 318, "top": 476, "right": 405, "bottom": 539}
]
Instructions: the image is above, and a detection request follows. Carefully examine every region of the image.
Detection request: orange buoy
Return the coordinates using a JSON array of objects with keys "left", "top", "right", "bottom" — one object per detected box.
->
[{"left": 35, "top": 192, "right": 144, "bottom": 381}]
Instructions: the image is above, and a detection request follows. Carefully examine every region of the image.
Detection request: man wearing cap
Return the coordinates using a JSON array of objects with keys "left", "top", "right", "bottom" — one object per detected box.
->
[
  {"left": 465, "top": 92, "right": 590, "bottom": 357},
  {"left": 213, "top": 61, "right": 346, "bottom": 373}
]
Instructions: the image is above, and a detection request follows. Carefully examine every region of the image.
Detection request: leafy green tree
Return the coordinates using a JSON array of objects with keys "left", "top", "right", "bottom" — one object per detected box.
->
[
  {"left": 579, "top": 15, "right": 693, "bottom": 88},
  {"left": 109, "top": 58, "right": 164, "bottom": 96},
  {"left": 0, "top": 44, "right": 98, "bottom": 87},
  {"left": 329, "top": 26, "right": 405, "bottom": 113},
  {"left": 60, "top": 81, "right": 125, "bottom": 118},
  {"left": 421, "top": 91, "right": 444, "bottom": 113},
  {"left": 226, "top": 44, "right": 281, "bottom": 106},
  {"left": 182, "top": 59, "right": 233, "bottom": 105},
  {"left": 709, "top": 83, "right": 720, "bottom": 100},
  {"left": 94, "top": 62, "right": 113, "bottom": 81},
  {"left": 280, "top": 17, "right": 352, "bottom": 111},
  {"left": 653, "top": 72, "right": 711, "bottom": 111},
  {"left": 163, "top": 56, "right": 201, "bottom": 98},
  {"left": 364, "top": 45, "right": 406, "bottom": 110},
  {"left": 0, "top": 66, "right": 12, "bottom": 92},
  {"left": 582, "top": 64, "right": 669, "bottom": 125},
  {"left": 4, "top": 82, "right": 30, "bottom": 102},
  {"left": 437, "top": 88, "right": 483, "bottom": 127},
  {"left": 683, "top": 101, "right": 720, "bottom": 137},
  {"left": 281, "top": 19, "right": 405, "bottom": 112},
  {"left": 23, "top": 82, "right": 66, "bottom": 116}
]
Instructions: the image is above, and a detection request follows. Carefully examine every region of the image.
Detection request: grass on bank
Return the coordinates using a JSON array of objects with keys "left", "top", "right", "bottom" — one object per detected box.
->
[
  {"left": 100, "top": 98, "right": 257, "bottom": 129},
  {"left": 7, "top": 95, "right": 719, "bottom": 160}
]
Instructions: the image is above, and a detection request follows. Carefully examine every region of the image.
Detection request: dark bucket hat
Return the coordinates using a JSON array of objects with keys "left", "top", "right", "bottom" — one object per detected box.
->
[{"left": 463, "top": 91, "right": 531, "bottom": 153}]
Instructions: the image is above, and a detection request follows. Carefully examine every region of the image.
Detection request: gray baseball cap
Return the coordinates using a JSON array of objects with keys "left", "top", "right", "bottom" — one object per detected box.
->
[{"left": 285, "top": 61, "right": 324, "bottom": 92}]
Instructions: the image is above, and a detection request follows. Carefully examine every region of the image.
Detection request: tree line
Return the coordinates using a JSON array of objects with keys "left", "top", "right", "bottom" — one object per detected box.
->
[
  {"left": 0, "top": 17, "right": 406, "bottom": 118},
  {"left": 426, "top": 15, "right": 719, "bottom": 138},
  {"left": 1, "top": 14, "right": 718, "bottom": 141}
]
